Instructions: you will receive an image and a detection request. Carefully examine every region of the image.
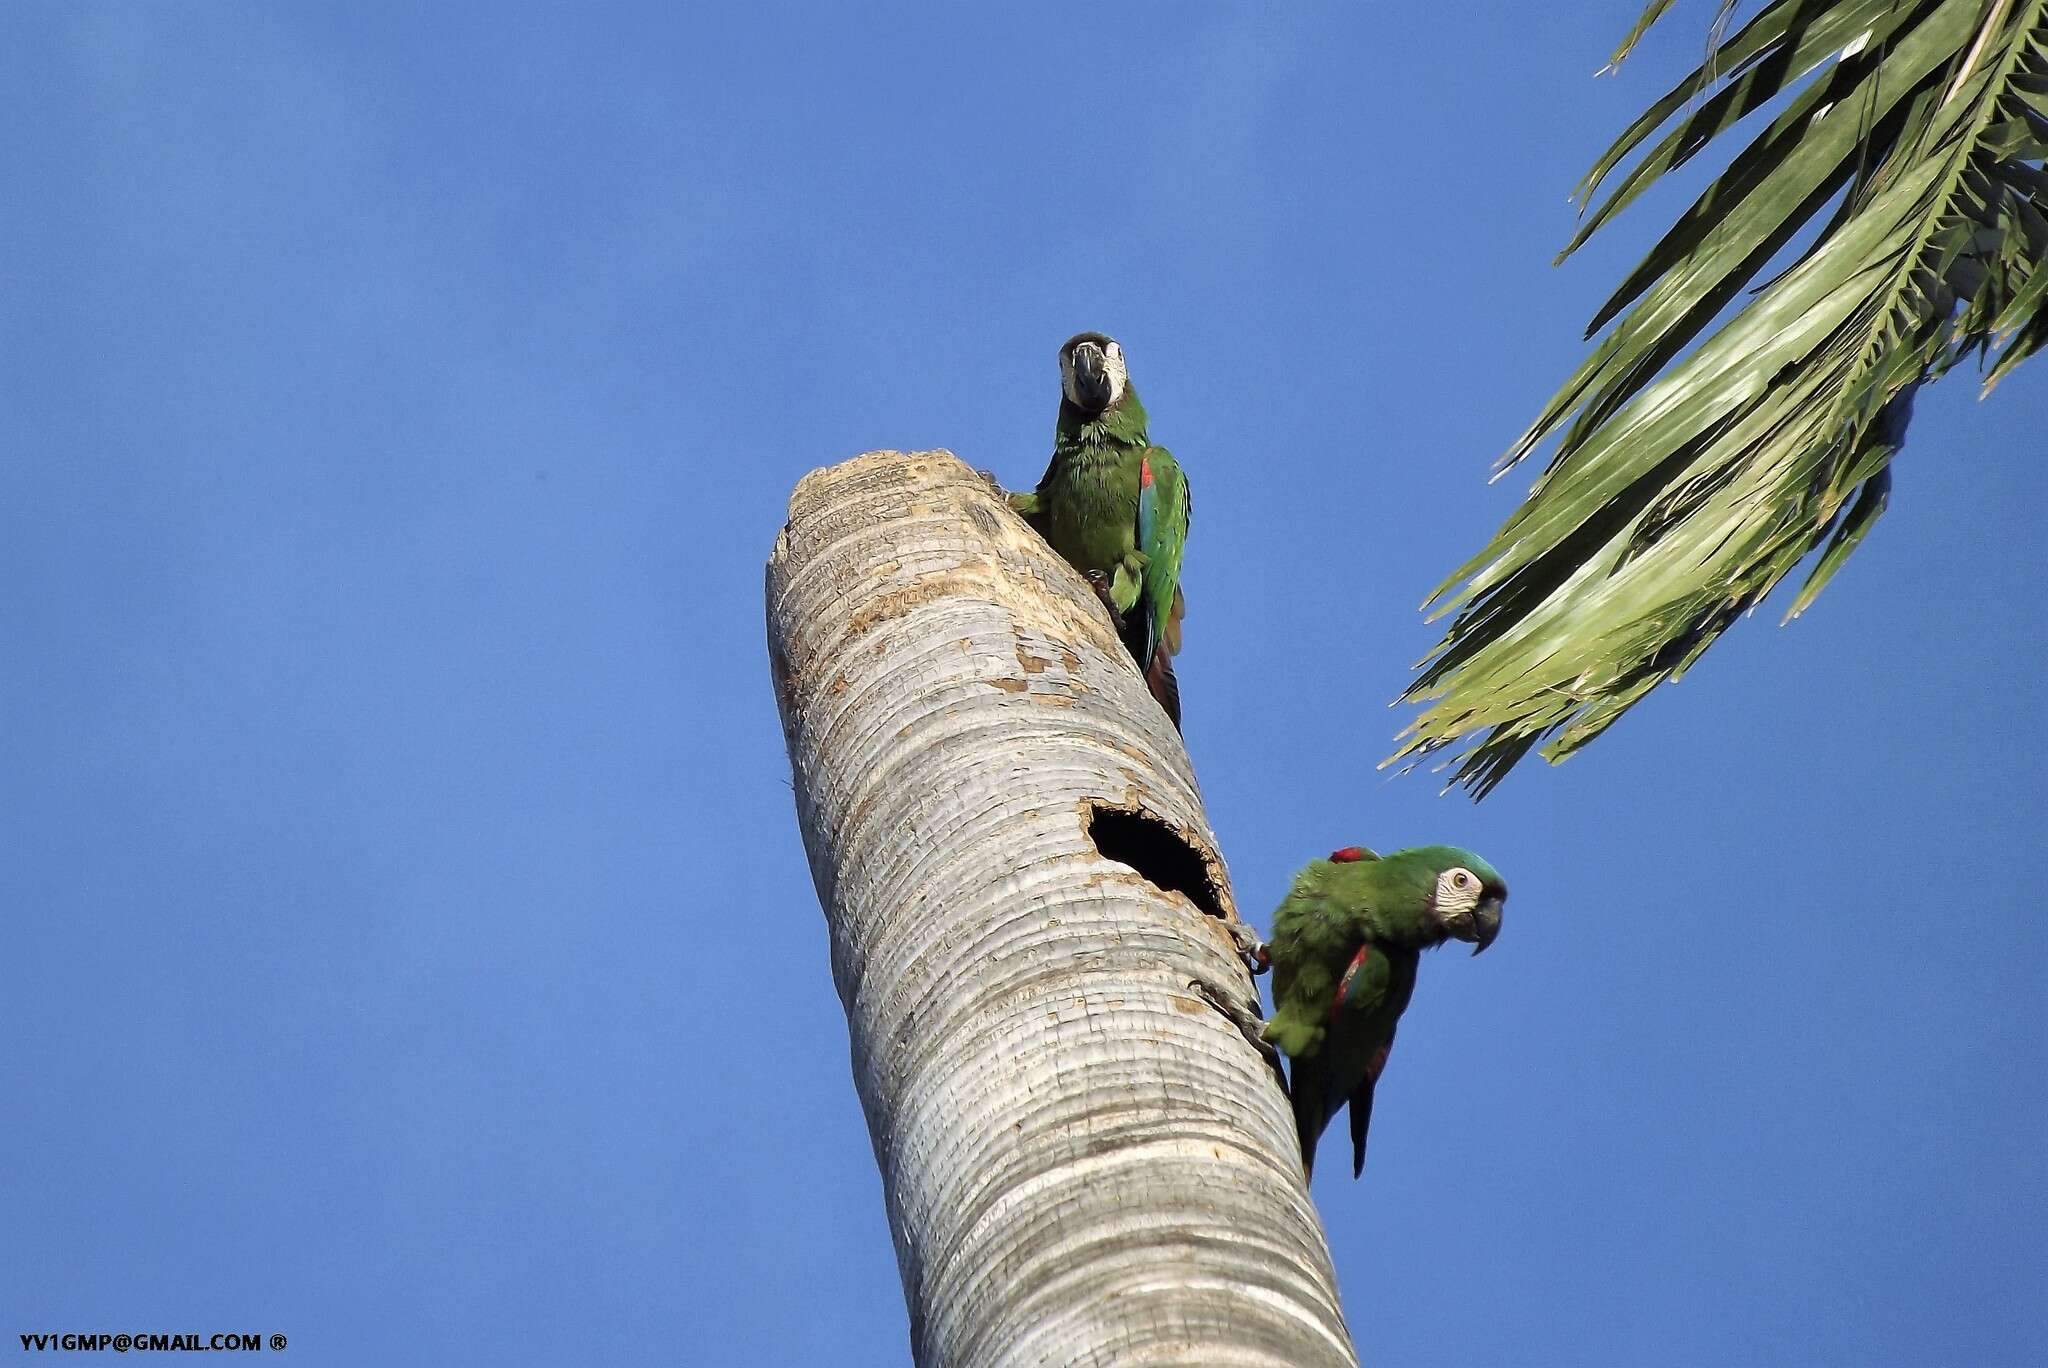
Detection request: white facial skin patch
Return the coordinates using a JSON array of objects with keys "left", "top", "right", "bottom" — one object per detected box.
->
[
  {"left": 1434, "top": 867, "right": 1482, "bottom": 919},
  {"left": 1100, "top": 342, "right": 1127, "bottom": 406}
]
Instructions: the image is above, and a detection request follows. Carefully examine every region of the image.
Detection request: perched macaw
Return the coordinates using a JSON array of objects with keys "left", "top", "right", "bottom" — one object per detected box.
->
[
  {"left": 1008, "top": 332, "right": 1190, "bottom": 727},
  {"left": 1263, "top": 845, "right": 1506, "bottom": 1179}
]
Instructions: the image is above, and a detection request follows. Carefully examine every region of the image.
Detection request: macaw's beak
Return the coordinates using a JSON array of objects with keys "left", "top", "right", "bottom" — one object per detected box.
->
[
  {"left": 1468, "top": 894, "right": 1504, "bottom": 956},
  {"left": 1070, "top": 343, "right": 1112, "bottom": 411},
  {"left": 1446, "top": 894, "right": 1504, "bottom": 955}
]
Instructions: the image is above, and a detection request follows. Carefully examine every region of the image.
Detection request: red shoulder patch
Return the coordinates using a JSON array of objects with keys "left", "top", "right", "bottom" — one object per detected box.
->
[
  {"left": 1328, "top": 846, "right": 1369, "bottom": 863},
  {"left": 1139, "top": 455, "right": 1154, "bottom": 488}
]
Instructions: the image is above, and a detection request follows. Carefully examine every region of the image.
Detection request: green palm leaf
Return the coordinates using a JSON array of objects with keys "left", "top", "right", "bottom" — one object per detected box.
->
[{"left": 1395, "top": 0, "right": 2048, "bottom": 796}]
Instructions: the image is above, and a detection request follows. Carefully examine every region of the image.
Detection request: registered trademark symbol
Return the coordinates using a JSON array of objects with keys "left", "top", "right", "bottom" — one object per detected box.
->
[{"left": 270, "top": 1334, "right": 288, "bottom": 1351}]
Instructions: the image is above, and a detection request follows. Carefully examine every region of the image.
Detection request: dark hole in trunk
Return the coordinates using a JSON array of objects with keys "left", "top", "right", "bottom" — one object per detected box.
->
[{"left": 1086, "top": 804, "right": 1225, "bottom": 921}]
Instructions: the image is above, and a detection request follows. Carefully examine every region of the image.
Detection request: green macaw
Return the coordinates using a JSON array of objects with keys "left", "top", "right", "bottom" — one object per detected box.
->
[
  {"left": 1264, "top": 844, "right": 1506, "bottom": 1180},
  {"left": 1008, "top": 332, "right": 1190, "bottom": 727}
]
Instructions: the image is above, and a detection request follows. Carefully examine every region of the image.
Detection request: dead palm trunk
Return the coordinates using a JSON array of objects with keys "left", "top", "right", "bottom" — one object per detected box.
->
[{"left": 766, "top": 451, "right": 1357, "bottom": 1368}]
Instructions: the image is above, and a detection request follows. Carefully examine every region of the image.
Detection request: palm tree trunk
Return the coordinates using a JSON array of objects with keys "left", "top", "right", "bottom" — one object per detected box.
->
[{"left": 765, "top": 450, "right": 1357, "bottom": 1367}]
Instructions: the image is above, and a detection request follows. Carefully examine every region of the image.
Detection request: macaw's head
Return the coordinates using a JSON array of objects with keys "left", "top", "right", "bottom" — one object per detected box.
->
[
  {"left": 1413, "top": 845, "right": 1506, "bottom": 954},
  {"left": 1059, "top": 331, "right": 1129, "bottom": 414},
  {"left": 1354, "top": 844, "right": 1506, "bottom": 954}
]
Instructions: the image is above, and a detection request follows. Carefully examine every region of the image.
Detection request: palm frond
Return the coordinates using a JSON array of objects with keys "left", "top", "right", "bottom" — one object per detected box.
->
[{"left": 1394, "top": 0, "right": 2048, "bottom": 796}]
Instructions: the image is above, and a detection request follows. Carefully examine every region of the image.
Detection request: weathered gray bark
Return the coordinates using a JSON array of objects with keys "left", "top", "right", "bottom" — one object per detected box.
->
[{"left": 766, "top": 451, "right": 1357, "bottom": 1368}]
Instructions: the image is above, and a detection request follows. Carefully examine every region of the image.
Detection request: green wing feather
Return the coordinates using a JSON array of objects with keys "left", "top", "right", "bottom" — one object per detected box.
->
[
  {"left": 1140, "top": 446, "right": 1188, "bottom": 663},
  {"left": 1344, "top": 1023, "right": 1396, "bottom": 1178}
]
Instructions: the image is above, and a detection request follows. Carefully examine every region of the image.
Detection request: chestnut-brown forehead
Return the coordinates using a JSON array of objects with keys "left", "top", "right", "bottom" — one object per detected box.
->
[{"left": 1060, "top": 331, "right": 1116, "bottom": 356}]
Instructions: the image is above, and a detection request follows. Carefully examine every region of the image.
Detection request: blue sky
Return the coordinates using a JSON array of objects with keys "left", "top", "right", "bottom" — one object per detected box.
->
[{"left": 4, "top": 4, "right": 2042, "bottom": 1364}]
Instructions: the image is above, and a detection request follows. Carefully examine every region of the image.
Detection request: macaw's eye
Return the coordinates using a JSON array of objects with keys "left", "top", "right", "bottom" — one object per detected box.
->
[{"left": 1451, "top": 870, "right": 1472, "bottom": 889}]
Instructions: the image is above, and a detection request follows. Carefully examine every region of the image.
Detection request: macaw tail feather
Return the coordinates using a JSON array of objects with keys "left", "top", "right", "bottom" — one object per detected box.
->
[
  {"left": 1127, "top": 584, "right": 1185, "bottom": 729},
  {"left": 1145, "top": 645, "right": 1181, "bottom": 732},
  {"left": 1289, "top": 1056, "right": 1323, "bottom": 1181},
  {"left": 1348, "top": 1081, "right": 1377, "bottom": 1179}
]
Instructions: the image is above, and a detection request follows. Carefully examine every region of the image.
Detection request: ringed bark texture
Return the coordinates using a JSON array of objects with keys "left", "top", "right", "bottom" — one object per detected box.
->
[{"left": 766, "top": 451, "right": 1357, "bottom": 1368}]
